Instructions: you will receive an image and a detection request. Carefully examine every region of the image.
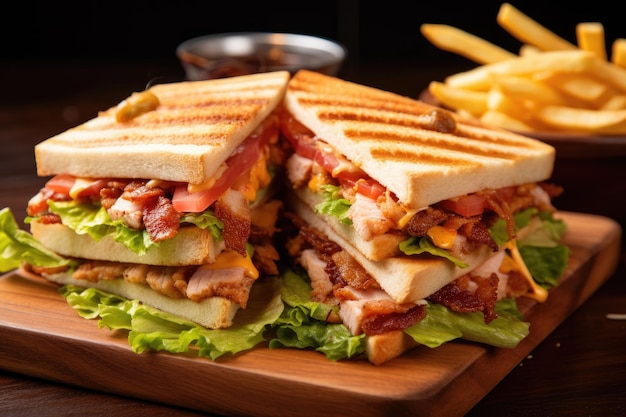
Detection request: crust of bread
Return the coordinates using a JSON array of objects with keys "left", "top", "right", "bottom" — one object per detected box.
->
[
  {"left": 284, "top": 69, "right": 555, "bottom": 209},
  {"left": 35, "top": 71, "right": 290, "bottom": 184},
  {"left": 31, "top": 221, "right": 223, "bottom": 266},
  {"left": 41, "top": 269, "right": 238, "bottom": 329},
  {"left": 366, "top": 331, "right": 419, "bottom": 365},
  {"left": 286, "top": 191, "right": 493, "bottom": 304}
]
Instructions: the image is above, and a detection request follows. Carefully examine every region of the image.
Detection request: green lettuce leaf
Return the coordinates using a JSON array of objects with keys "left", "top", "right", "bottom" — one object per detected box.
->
[
  {"left": 491, "top": 208, "right": 570, "bottom": 289},
  {"left": 43, "top": 201, "right": 155, "bottom": 255},
  {"left": 40, "top": 200, "right": 224, "bottom": 256},
  {"left": 274, "top": 269, "right": 529, "bottom": 355},
  {"left": 57, "top": 266, "right": 531, "bottom": 361},
  {"left": 0, "top": 207, "right": 76, "bottom": 272},
  {"left": 180, "top": 211, "right": 223, "bottom": 241},
  {"left": 314, "top": 184, "right": 352, "bottom": 225},
  {"left": 59, "top": 277, "right": 284, "bottom": 360},
  {"left": 404, "top": 298, "right": 529, "bottom": 348},
  {"left": 269, "top": 268, "right": 365, "bottom": 361},
  {"left": 399, "top": 236, "right": 469, "bottom": 268}
]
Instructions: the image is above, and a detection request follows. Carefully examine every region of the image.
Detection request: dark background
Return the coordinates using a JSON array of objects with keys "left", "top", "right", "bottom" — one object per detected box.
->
[
  {"left": 3, "top": 1, "right": 625, "bottom": 64},
  {"left": 2, "top": 0, "right": 625, "bottom": 102}
]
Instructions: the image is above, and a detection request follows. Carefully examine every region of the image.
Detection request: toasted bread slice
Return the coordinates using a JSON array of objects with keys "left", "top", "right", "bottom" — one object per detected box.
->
[
  {"left": 35, "top": 71, "right": 290, "bottom": 185},
  {"left": 31, "top": 222, "right": 223, "bottom": 266},
  {"left": 286, "top": 191, "right": 494, "bottom": 304},
  {"left": 284, "top": 70, "right": 555, "bottom": 209},
  {"left": 365, "top": 331, "right": 420, "bottom": 365},
  {"left": 38, "top": 269, "right": 238, "bottom": 329}
]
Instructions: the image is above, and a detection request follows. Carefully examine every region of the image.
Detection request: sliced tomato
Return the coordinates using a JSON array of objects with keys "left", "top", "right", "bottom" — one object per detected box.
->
[
  {"left": 496, "top": 186, "right": 516, "bottom": 202},
  {"left": 313, "top": 147, "right": 340, "bottom": 173},
  {"left": 172, "top": 117, "right": 275, "bottom": 213},
  {"left": 439, "top": 194, "right": 487, "bottom": 217},
  {"left": 45, "top": 175, "right": 111, "bottom": 199},
  {"left": 44, "top": 174, "right": 76, "bottom": 195},
  {"left": 354, "top": 178, "right": 386, "bottom": 200},
  {"left": 279, "top": 112, "right": 317, "bottom": 159},
  {"left": 337, "top": 172, "right": 386, "bottom": 200}
]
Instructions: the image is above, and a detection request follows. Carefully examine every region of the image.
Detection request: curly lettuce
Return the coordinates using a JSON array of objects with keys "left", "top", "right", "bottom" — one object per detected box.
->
[
  {"left": 60, "top": 277, "right": 284, "bottom": 360},
  {"left": 490, "top": 208, "right": 570, "bottom": 289},
  {"left": 0, "top": 207, "right": 76, "bottom": 272},
  {"left": 27, "top": 201, "right": 223, "bottom": 256},
  {"left": 314, "top": 184, "right": 352, "bottom": 225}
]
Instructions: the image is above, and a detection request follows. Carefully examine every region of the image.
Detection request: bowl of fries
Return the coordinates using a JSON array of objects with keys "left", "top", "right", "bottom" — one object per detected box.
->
[{"left": 420, "top": 2, "right": 626, "bottom": 158}]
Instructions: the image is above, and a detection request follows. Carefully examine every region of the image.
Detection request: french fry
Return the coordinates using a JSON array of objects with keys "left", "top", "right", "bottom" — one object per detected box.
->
[
  {"left": 537, "top": 72, "right": 610, "bottom": 106},
  {"left": 427, "top": 81, "right": 488, "bottom": 116},
  {"left": 445, "top": 50, "right": 596, "bottom": 91},
  {"left": 611, "top": 38, "right": 626, "bottom": 68},
  {"left": 480, "top": 110, "right": 535, "bottom": 132},
  {"left": 496, "top": 3, "right": 577, "bottom": 51},
  {"left": 529, "top": 103, "right": 626, "bottom": 133},
  {"left": 486, "top": 91, "right": 532, "bottom": 124},
  {"left": 420, "top": 24, "right": 517, "bottom": 64},
  {"left": 490, "top": 74, "right": 569, "bottom": 105},
  {"left": 486, "top": 89, "right": 548, "bottom": 130},
  {"left": 600, "top": 93, "right": 626, "bottom": 110},
  {"left": 576, "top": 22, "right": 607, "bottom": 60},
  {"left": 519, "top": 44, "right": 541, "bottom": 56},
  {"left": 591, "top": 58, "right": 626, "bottom": 92}
]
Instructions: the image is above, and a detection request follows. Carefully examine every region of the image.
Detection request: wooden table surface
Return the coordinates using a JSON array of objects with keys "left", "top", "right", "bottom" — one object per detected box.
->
[{"left": 1, "top": 60, "right": 625, "bottom": 417}]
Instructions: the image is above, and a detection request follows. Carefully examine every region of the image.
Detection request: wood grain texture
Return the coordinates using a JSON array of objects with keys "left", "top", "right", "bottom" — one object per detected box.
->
[{"left": 0, "top": 211, "right": 621, "bottom": 417}]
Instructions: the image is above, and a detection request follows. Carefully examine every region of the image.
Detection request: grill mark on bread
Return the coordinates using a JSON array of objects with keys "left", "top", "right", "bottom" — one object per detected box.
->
[
  {"left": 51, "top": 102, "right": 271, "bottom": 147},
  {"left": 344, "top": 128, "right": 522, "bottom": 160},
  {"left": 290, "top": 73, "right": 544, "bottom": 155},
  {"left": 123, "top": 106, "right": 261, "bottom": 129},
  {"left": 369, "top": 147, "right": 482, "bottom": 167},
  {"left": 317, "top": 109, "right": 539, "bottom": 152},
  {"left": 291, "top": 95, "right": 542, "bottom": 154},
  {"left": 49, "top": 129, "right": 242, "bottom": 147}
]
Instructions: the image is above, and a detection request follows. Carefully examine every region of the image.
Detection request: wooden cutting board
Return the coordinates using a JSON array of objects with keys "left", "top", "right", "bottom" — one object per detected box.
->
[{"left": 0, "top": 212, "right": 621, "bottom": 417}]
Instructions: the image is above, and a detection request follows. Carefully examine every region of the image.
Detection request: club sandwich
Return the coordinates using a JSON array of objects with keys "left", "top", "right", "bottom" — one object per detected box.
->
[
  {"left": 1, "top": 69, "right": 570, "bottom": 365},
  {"left": 278, "top": 70, "right": 570, "bottom": 364},
  {"left": 23, "top": 70, "right": 290, "bottom": 329}
]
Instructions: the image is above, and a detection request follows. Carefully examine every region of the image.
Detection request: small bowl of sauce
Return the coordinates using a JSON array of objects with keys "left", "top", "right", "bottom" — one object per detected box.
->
[{"left": 176, "top": 32, "right": 347, "bottom": 80}]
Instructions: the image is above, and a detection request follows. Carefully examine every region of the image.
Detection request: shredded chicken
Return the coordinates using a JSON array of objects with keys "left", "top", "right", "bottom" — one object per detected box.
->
[
  {"left": 70, "top": 260, "right": 253, "bottom": 307},
  {"left": 285, "top": 153, "right": 313, "bottom": 188},
  {"left": 186, "top": 267, "right": 254, "bottom": 307},
  {"left": 215, "top": 188, "right": 251, "bottom": 256},
  {"left": 348, "top": 193, "right": 396, "bottom": 241}
]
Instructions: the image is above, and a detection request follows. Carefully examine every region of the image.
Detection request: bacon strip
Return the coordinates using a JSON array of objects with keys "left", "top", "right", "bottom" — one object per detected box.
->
[
  {"left": 336, "top": 287, "right": 426, "bottom": 336},
  {"left": 143, "top": 195, "right": 180, "bottom": 242},
  {"left": 427, "top": 274, "right": 499, "bottom": 323}
]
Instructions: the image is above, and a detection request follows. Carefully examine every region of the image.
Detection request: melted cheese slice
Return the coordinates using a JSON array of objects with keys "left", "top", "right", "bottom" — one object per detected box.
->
[
  {"left": 397, "top": 208, "right": 419, "bottom": 229},
  {"left": 68, "top": 177, "right": 97, "bottom": 199},
  {"left": 426, "top": 225, "right": 458, "bottom": 249},
  {"left": 199, "top": 250, "right": 259, "bottom": 279},
  {"left": 504, "top": 240, "right": 548, "bottom": 302}
]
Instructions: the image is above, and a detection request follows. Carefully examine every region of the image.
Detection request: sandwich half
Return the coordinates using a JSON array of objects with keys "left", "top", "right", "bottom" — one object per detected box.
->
[
  {"left": 23, "top": 71, "right": 290, "bottom": 329},
  {"left": 277, "top": 70, "right": 570, "bottom": 364}
]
